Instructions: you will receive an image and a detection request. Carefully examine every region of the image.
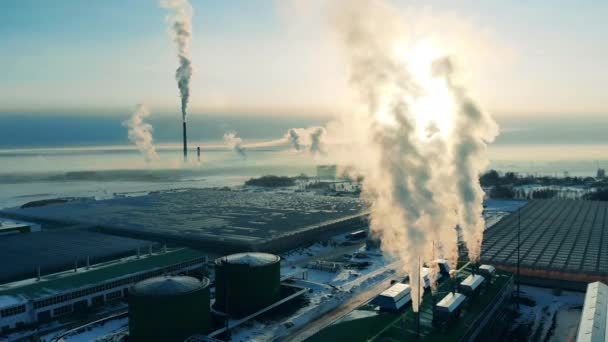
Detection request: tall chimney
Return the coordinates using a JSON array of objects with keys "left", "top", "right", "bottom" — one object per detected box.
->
[{"left": 183, "top": 121, "right": 188, "bottom": 161}]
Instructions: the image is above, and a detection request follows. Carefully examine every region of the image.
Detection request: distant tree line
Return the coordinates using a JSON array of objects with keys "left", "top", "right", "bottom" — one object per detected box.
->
[
  {"left": 245, "top": 175, "right": 295, "bottom": 187},
  {"left": 480, "top": 169, "right": 604, "bottom": 188},
  {"left": 584, "top": 188, "right": 608, "bottom": 201}
]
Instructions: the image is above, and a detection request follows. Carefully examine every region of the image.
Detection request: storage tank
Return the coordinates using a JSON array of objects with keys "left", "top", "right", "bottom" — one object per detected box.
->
[
  {"left": 129, "top": 276, "right": 211, "bottom": 342},
  {"left": 214, "top": 252, "right": 280, "bottom": 317}
]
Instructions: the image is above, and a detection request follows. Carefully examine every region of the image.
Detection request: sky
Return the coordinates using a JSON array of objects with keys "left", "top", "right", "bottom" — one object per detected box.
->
[{"left": 0, "top": 0, "right": 607, "bottom": 118}]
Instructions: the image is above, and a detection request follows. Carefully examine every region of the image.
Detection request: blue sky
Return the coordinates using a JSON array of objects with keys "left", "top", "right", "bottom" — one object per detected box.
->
[{"left": 0, "top": 0, "right": 607, "bottom": 117}]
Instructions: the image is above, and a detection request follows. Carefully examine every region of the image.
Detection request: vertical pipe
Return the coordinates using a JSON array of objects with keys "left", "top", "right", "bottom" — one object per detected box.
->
[
  {"left": 417, "top": 256, "right": 421, "bottom": 338},
  {"left": 183, "top": 121, "right": 188, "bottom": 161}
]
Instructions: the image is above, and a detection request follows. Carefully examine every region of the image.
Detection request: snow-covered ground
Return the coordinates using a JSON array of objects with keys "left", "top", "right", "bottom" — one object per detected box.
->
[
  {"left": 512, "top": 285, "right": 584, "bottom": 342},
  {"left": 483, "top": 199, "right": 527, "bottom": 229},
  {"left": 46, "top": 317, "right": 128, "bottom": 342},
  {"left": 230, "top": 242, "right": 398, "bottom": 342}
]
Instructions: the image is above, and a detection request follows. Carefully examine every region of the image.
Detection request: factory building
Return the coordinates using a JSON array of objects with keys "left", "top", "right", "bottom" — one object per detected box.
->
[
  {"left": 316, "top": 165, "right": 337, "bottom": 180},
  {"left": 576, "top": 281, "right": 608, "bottom": 342},
  {"left": 214, "top": 252, "right": 281, "bottom": 317},
  {"left": 0, "top": 189, "right": 368, "bottom": 254},
  {"left": 0, "top": 229, "right": 155, "bottom": 283},
  {"left": 0, "top": 248, "right": 206, "bottom": 333},
  {"left": 373, "top": 283, "right": 411, "bottom": 311},
  {"left": 129, "top": 276, "right": 211, "bottom": 342},
  {"left": 0, "top": 218, "right": 40, "bottom": 236},
  {"left": 481, "top": 199, "right": 608, "bottom": 290}
]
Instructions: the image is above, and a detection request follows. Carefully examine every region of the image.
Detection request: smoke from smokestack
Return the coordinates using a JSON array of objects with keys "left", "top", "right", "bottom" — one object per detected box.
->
[
  {"left": 161, "top": 0, "right": 193, "bottom": 161},
  {"left": 223, "top": 131, "right": 247, "bottom": 158},
  {"left": 309, "top": 127, "right": 326, "bottom": 154},
  {"left": 284, "top": 127, "right": 327, "bottom": 154},
  {"left": 325, "top": 0, "right": 498, "bottom": 311},
  {"left": 160, "top": 0, "right": 193, "bottom": 122},
  {"left": 287, "top": 128, "right": 301, "bottom": 151},
  {"left": 123, "top": 104, "right": 159, "bottom": 162}
]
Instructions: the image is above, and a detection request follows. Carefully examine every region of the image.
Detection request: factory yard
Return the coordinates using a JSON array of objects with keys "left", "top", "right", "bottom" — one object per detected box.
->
[{"left": 0, "top": 193, "right": 597, "bottom": 342}]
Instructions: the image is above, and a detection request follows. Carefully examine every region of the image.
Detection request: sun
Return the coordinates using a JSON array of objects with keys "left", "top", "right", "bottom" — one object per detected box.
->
[{"left": 388, "top": 39, "right": 456, "bottom": 140}]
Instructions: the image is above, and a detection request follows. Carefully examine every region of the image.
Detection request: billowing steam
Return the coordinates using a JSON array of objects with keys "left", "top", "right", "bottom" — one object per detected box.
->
[
  {"left": 160, "top": 0, "right": 193, "bottom": 122},
  {"left": 287, "top": 128, "right": 302, "bottom": 151},
  {"left": 123, "top": 104, "right": 159, "bottom": 162},
  {"left": 223, "top": 131, "right": 246, "bottom": 158},
  {"left": 284, "top": 127, "right": 326, "bottom": 154},
  {"left": 309, "top": 127, "right": 326, "bottom": 154},
  {"left": 324, "top": 0, "right": 498, "bottom": 311}
]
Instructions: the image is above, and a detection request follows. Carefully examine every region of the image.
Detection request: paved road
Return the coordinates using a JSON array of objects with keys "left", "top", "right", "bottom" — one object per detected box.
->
[{"left": 281, "top": 267, "right": 404, "bottom": 342}]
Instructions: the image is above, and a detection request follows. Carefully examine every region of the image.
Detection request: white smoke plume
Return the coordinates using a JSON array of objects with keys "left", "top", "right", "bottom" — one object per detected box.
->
[
  {"left": 287, "top": 128, "right": 302, "bottom": 151},
  {"left": 322, "top": 0, "right": 498, "bottom": 311},
  {"left": 309, "top": 127, "right": 326, "bottom": 154},
  {"left": 160, "top": 0, "right": 193, "bottom": 122},
  {"left": 223, "top": 131, "right": 247, "bottom": 158},
  {"left": 284, "top": 127, "right": 327, "bottom": 154},
  {"left": 123, "top": 104, "right": 159, "bottom": 162}
]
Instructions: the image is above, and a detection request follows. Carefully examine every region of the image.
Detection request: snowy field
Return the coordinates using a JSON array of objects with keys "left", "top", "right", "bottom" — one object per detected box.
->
[{"left": 510, "top": 285, "right": 584, "bottom": 342}]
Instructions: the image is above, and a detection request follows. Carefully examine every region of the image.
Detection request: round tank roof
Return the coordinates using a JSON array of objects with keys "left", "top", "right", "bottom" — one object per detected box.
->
[
  {"left": 131, "top": 276, "right": 209, "bottom": 297},
  {"left": 219, "top": 252, "right": 279, "bottom": 266}
]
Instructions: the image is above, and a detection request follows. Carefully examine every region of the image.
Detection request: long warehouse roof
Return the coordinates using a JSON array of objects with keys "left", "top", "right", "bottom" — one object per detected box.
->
[
  {"left": 0, "top": 229, "right": 155, "bottom": 284},
  {"left": 1, "top": 189, "right": 366, "bottom": 250},
  {"left": 481, "top": 199, "right": 608, "bottom": 274},
  {"left": 0, "top": 248, "right": 205, "bottom": 301}
]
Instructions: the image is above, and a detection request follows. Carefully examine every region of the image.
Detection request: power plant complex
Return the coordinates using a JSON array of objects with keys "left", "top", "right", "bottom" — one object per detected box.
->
[{"left": 2, "top": 193, "right": 608, "bottom": 341}]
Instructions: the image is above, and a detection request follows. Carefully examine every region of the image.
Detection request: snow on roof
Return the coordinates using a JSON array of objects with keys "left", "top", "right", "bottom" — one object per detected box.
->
[
  {"left": 380, "top": 283, "right": 410, "bottom": 299},
  {"left": 0, "top": 295, "right": 26, "bottom": 308},
  {"left": 436, "top": 292, "right": 465, "bottom": 312},
  {"left": 132, "top": 276, "right": 206, "bottom": 296},
  {"left": 460, "top": 274, "right": 484, "bottom": 290},
  {"left": 577, "top": 281, "right": 608, "bottom": 342},
  {"left": 222, "top": 252, "right": 279, "bottom": 266},
  {"left": 479, "top": 265, "right": 495, "bottom": 273}
]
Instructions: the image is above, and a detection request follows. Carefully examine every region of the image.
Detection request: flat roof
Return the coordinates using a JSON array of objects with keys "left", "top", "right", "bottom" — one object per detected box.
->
[
  {"left": 0, "top": 248, "right": 205, "bottom": 303},
  {"left": 481, "top": 200, "right": 608, "bottom": 275},
  {"left": 380, "top": 283, "right": 410, "bottom": 299},
  {"left": 0, "top": 229, "right": 155, "bottom": 284},
  {"left": 0, "top": 221, "right": 29, "bottom": 230},
  {"left": 460, "top": 274, "right": 484, "bottom": 289},
  {"left": 577, "top": 281, "right": 608, "bottom": 342},
  {"left": 436, "top": 292, "right": 466, "bottom": 311},
  {"left": 1, "top": 189, "right": 366, "bottom": 251}
]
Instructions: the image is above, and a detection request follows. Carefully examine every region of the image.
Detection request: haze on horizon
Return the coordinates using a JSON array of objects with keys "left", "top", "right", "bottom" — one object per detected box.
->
[{"left": 0, "top": 0, "right": 606, "bottom": 119}]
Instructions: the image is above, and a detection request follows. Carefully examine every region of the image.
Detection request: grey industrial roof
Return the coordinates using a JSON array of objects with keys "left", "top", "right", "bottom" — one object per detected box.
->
[
  {"left": 1, "top": 189, "right": 365, "bottom": 250},
  {"left": 436, "top": 292, "right": 465, "bottom": 311},
  {"left": 577, "top": 281, "right": 608, "bottom": 342},
  {"left": 379, "top": 283, "right": 410, "bottom": 299},
  {"left": 0, "top": 229, "right": 154, "bottom": 283},
  {"left": 131, "top": 276, "right": 208, "bottom": 297},
  {"left": 481, "top": 200, "right": 608, "bottom": 274}
]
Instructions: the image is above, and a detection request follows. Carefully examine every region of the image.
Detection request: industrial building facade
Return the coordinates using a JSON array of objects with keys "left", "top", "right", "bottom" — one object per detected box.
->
[
  {"left": 481, "top": 199, "right": 608, "bottom": 289},
  {"left": 0, "top": 248, "right": 206, "bottom": 333}
]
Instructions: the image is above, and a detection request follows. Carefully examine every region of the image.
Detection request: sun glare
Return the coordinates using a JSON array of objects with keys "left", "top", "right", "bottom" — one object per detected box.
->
[{"left": 375, "top": 39, "right": 456, "bottom": 140}]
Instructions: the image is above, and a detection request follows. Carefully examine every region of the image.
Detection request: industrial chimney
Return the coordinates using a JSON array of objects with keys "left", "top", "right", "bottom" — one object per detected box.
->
[{"left": 183, "top": 120, "right": 188, "bottom": 161}]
